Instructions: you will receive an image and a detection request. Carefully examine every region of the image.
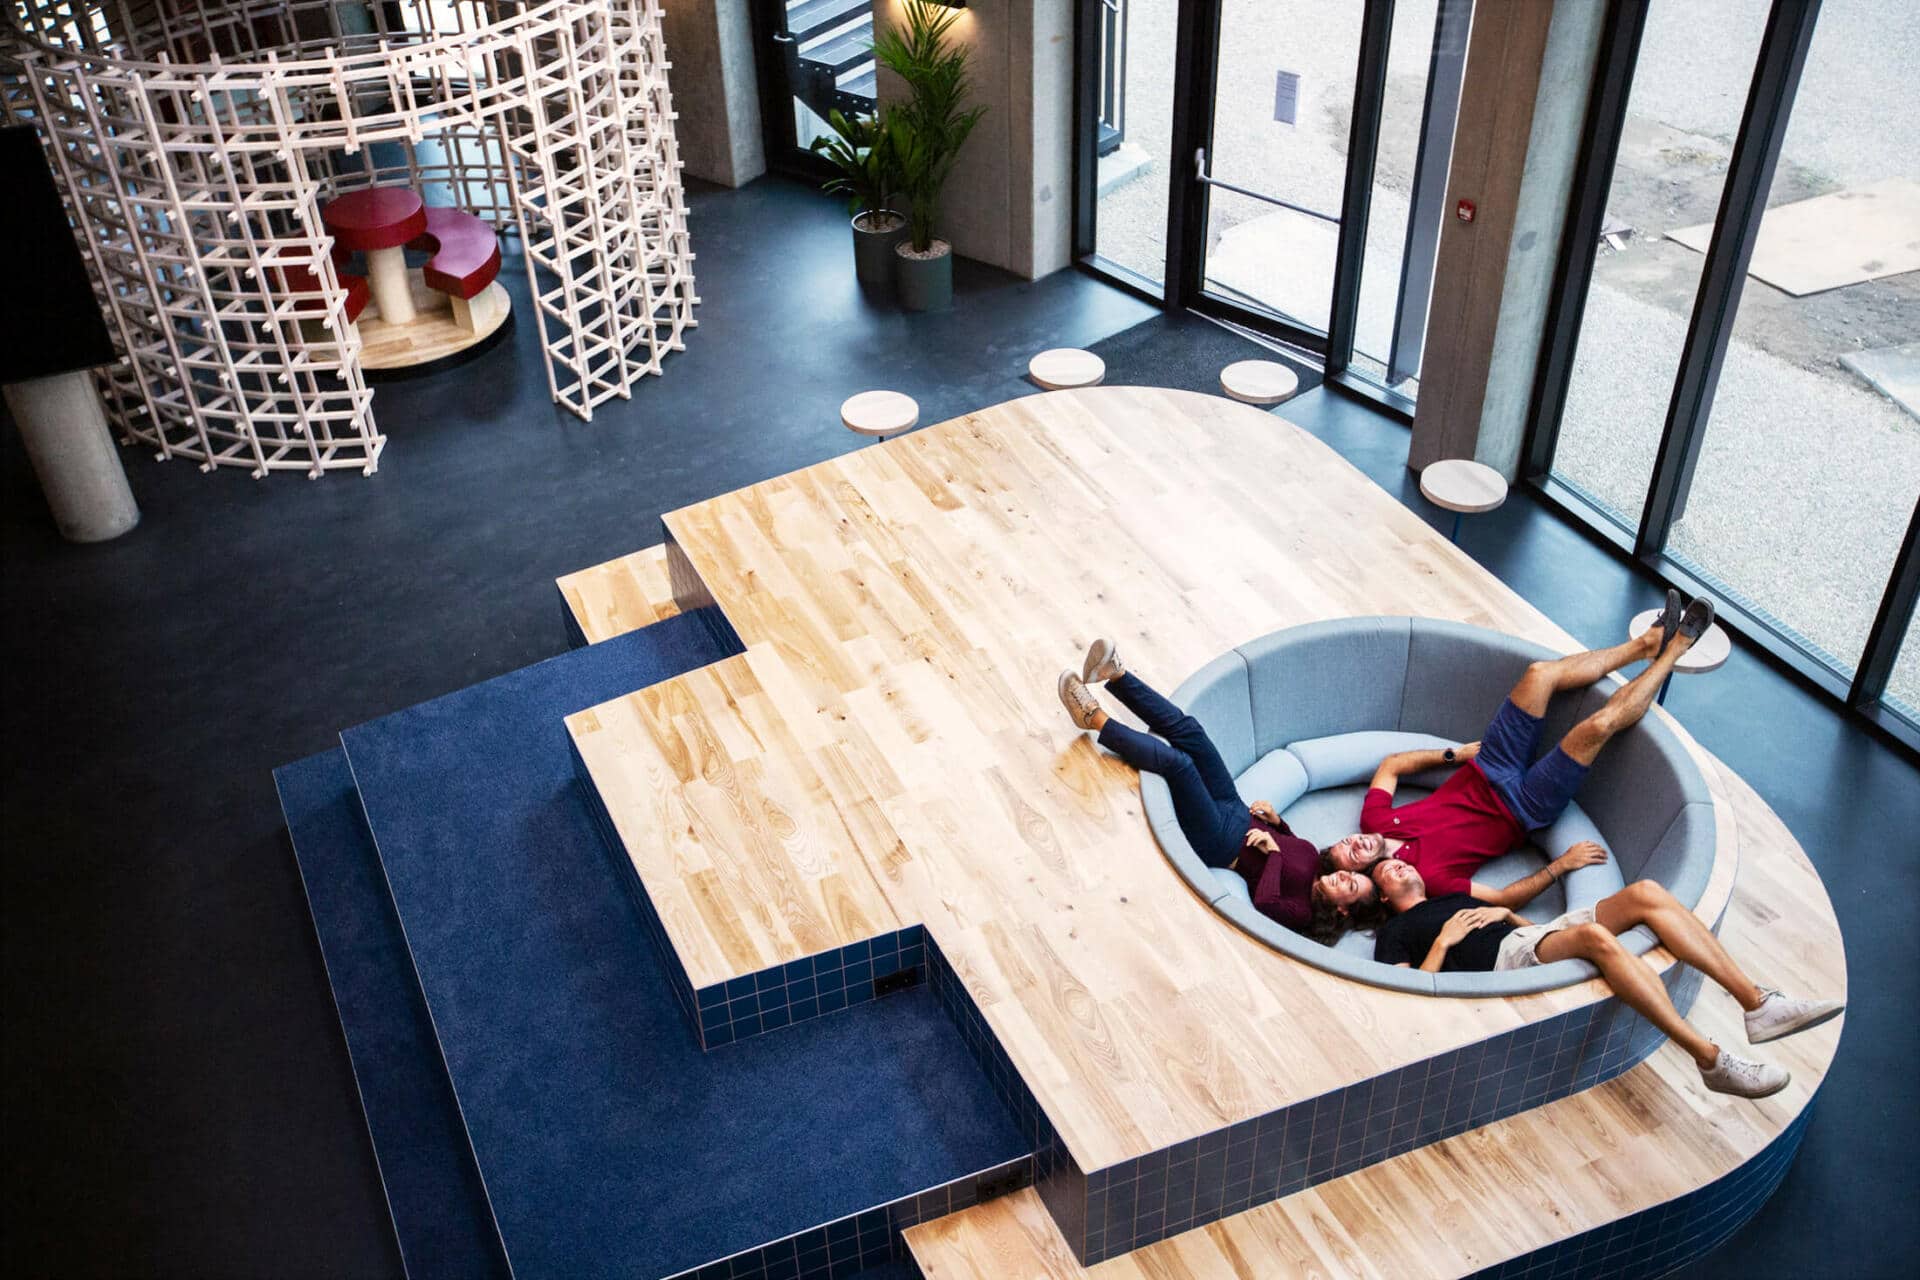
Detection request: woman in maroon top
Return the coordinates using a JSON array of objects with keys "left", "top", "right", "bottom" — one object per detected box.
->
[
  {"left": 1057, "top": 639, "right": 1383, "bottom": 941},
  {"left": 1324, "top": 592, "right": 1718, "bottom": 909}
]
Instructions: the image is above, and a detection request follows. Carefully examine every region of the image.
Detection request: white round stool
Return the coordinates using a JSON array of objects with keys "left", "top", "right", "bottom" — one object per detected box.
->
[
  {"left": 840, "top": 390, "right": 919, "bottom": 443},
  {"left": 1418, "top": 458, "right": 1508, "bottom": 543},
  {"left": 1028, "top": 348, "right": 1106, "bottom": 391},
  {"left": 1629, "top": 607, "right": 1731, "bottom": 705},
  {"left": 1219, "top": 359, "right": 1299, "bottom": 406}
]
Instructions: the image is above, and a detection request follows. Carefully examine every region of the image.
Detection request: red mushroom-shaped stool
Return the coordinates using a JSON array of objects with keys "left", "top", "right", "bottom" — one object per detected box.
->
[
  {"left": 412, "top": 206, "right": 504, "bottom": 336},
  {"left": 322, "top": 187, "right": 428, "bottom": 325}
]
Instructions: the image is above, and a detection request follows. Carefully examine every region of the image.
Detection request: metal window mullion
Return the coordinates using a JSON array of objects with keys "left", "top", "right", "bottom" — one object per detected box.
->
[
  {"left": 1385, "top": 0, "right": 1471, "bottom": 387},
  {"left": 1164, "top": 0, "right": 1222, "bottom": 311},
  {"left": 1072, "top": 0, "right": 1100, "bottom": 261},
  {"left": 1632, "top": 0, "right": 1822, "bottom": 560},
  {"left": 1325, "top": 0, "right": 1396, "bottom": 377},
  {"left": 1523, "top": 0, "right": 1649, "bottom": 480},
  {"left": 1850, "top": 497, "right": 1920, "bottom": 707}
]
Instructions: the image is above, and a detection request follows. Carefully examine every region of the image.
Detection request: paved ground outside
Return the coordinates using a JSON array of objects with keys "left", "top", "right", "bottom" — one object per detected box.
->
[{"left": 1094, "top": 0, "right": 1920, "bottom": 714}]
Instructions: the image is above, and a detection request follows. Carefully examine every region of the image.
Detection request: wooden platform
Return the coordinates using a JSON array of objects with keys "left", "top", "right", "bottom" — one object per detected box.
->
[
  {"left": 562, "top": 387, "right": 1842, "bottom": 1269},
  {"left": 905, "top": 785, "right": 1842, "bottom": 1276},
  {"left": 353, "top": 272, "right": 511, "bottom": 371},
  {"left": 557, "top": 543, "right": 682, "bottom": 644}
]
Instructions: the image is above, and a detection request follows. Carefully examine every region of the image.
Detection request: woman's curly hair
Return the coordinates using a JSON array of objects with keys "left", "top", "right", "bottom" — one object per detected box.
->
[{"left": 1305, "top": 872, "right": 1392, "bottom": 947}]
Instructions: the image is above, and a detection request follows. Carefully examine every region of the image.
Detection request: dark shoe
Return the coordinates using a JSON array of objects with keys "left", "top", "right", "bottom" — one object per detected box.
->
[
  {"left": 1654, "top": 588, "right": 1683, "bottom": 659},
  {"left": 1678, "top": 596, "right": 1716, "bottom": 643}
]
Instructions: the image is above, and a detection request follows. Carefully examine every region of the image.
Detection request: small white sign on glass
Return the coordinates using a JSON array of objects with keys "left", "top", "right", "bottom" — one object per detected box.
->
[{"left": 1273, "top": 70, "right": 1301, "bottom": 125}]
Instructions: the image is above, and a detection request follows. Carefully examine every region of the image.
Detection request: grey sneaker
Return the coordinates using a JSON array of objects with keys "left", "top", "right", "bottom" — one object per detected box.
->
[
  {"left": 1678, "top": 595, "right": 1717, "bottom": 643},
  {"left": 1699, "top": 1049, "right": 1789, "bottom": 1099},
  {"left": 1058, "top": 670, "right": 1103, "bottom": 730},
  {"left": 1082, "top": 637, "right": 1125, "bottom": 684},
  {"left": 1745, "top": 989, "right": 1845, "bottom": 1045}
]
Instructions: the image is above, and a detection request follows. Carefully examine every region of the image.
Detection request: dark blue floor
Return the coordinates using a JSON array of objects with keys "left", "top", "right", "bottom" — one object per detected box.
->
[
  {"left": 274, "top": 750, "right": 509, "bottom": 1279},
  {"left": 334, "top": 612, "right": 1026, "bottom": 1278}
]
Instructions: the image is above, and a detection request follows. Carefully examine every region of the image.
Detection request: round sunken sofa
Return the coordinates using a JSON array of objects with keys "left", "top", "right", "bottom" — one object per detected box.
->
[{"left": 1141, "top": 617, "right": 1718, "bottom": 996}]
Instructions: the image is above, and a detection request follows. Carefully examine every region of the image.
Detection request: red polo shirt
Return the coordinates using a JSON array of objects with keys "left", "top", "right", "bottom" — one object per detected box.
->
[{"left": 1359, "top": 762, "right": 1525, "bottom": 896}]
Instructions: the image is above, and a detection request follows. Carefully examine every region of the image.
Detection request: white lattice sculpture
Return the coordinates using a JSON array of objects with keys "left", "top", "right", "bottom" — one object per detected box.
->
[{"left": 3, "top": 1, "right": 698, "bottom": 477}]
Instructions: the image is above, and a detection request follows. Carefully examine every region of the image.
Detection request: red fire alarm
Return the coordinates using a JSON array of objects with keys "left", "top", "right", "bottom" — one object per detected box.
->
[{"left": 1456, "top": 198, "right": 1476, "bottom": 223}]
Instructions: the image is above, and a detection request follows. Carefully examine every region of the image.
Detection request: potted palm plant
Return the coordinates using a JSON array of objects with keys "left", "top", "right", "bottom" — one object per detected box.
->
[
  {"left": 875, "top": 0, "right": 986, "bottom": 312},
  {"left": 810, "top": 108, "right": 907, "bottom": 289}
]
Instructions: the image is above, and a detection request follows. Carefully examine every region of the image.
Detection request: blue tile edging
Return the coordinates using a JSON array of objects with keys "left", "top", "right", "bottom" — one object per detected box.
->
[
  {"left": 664, "top": 1154, "right": 1032, "bottom": 1280},
  {"left": 921, "top": 915, "right": 1707, "bottom": 1267},
  {"left": 1468, "top": 1092, "right": 1818, "bottom": 1280},
  {"left": 572, "top": 731, "right": 931, "bottom": 1052}
]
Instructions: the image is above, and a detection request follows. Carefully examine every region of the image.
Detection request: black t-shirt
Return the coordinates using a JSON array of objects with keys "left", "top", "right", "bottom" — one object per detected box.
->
[{"left": 1373, "top": 893, "right": 1516, "bottom": 972}]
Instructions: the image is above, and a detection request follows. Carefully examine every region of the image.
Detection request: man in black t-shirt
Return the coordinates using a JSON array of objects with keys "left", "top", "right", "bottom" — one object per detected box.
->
[
  {"left": 1372, "top": 892, "right": 1519, "bottom": 973},
  {"left": 1368, "top": 859, "right": 1844, "bottom": 1100}
]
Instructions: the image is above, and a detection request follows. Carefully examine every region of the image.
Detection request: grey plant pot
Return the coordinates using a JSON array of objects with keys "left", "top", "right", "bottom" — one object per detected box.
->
[
  {"left": 851, "top": 210, "right": 908, "bottom": 288},
  {"left": 894, "top": 239, "right": 953, "bottom": 312}
]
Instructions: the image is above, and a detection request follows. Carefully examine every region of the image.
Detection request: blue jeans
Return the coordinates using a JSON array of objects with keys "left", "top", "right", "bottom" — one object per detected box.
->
[
  {"left": 1476, "top": 698, "right": 1590, "bottom": 831},
  {"left": 1097, "top": 673, "right": 1250, "bottom": 868}
]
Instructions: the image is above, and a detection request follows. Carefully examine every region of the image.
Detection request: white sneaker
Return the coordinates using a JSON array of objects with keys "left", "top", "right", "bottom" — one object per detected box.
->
[
  {"left": 1082, "top": 637, "right": 1125, "bottom": 684},
  {"left": 1745, "top": 989, "right": 1845, "bottom": 1045},
  {"left": 1058, "top": 670, "right": 1103, "bottom": 730},
  {"left": 1699, "top": 1049, "right": 1790, "bottom": 1099}
]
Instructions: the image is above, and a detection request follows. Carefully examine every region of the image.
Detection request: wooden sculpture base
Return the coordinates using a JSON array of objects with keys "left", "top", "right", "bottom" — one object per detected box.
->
[{"left": 353, "top": 271, "right": 512, "bottom": 372}]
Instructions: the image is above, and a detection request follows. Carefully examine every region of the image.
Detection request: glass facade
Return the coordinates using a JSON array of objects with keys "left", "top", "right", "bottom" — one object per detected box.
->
[
  {"left": 1662, "top": 0, "right": 1920, "bottom": 677},
  {"left": 1547, "top": 0, "right": 1769, "bottom": 530}
]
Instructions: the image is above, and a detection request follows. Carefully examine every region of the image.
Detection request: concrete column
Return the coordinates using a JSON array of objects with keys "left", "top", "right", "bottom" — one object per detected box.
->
[
  {"left": 875, "top": 1, "right": 1074, "bottom": 280},
  {"left": 4, "top": 370, "right": 140, "bottom": 543},
  {"left": 1410, "top": 0, "right": 1608, "bottom": 477},
  {"left": 661, "top": 0, "right": 767, "bottom": 189}
]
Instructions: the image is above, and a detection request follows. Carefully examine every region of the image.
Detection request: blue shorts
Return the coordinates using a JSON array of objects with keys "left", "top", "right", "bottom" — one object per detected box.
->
[{"left": 1475, "top": 699, "right": 1588, "bottom": 832}]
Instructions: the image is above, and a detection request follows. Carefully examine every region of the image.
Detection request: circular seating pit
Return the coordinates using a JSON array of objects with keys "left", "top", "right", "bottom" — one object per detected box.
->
[{"left": 1140, "top": 617, "right": 1718, "bottom": 996}]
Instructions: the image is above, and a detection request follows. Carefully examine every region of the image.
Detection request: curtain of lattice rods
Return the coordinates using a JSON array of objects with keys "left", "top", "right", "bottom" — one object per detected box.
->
[{"left": 2, "top": 1, "right": 696, "bottom": 477}]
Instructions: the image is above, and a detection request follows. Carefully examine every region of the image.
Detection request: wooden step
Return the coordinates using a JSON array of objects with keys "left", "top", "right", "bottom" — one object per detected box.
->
[{"left": 556, "top": 543, "right": 680, "bottom": 646}]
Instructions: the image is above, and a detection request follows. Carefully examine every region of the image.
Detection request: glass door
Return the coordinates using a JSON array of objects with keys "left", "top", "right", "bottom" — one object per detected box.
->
[
  {"left": 1192, "top": 0, "right": 1369, "bottom": 334},
  {"left": 1075, "top": 1, "right": 1472, "bottom": 410}
]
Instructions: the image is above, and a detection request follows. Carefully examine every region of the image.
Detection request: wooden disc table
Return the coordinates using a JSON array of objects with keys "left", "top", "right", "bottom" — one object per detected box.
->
[
  {"left": 1419, "top": 457, "right": 1508, "bottom": 543},
  {"left": 1219, "top": 358, "right": 1299, "bottom": 405},
  {"left": 1631, "top": 606, "right": 1732, "bottom": 703},
  {"left": 1028, "top": 348, "right": 1106, "bottom": 391}
]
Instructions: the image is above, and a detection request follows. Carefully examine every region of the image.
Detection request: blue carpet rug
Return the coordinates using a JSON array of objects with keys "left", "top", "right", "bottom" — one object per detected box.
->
[
  {"left": 274, "top": 750, "right": 509, "bottom": 1279},
  {"left": 335, "top": 611, "right": 1027, "bottom": 1279}
]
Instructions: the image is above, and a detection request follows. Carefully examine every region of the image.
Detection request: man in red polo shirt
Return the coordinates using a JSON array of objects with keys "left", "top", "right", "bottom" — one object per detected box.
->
[{"left": 1323, "top": 592, "right": 1715, "bottom": 907}]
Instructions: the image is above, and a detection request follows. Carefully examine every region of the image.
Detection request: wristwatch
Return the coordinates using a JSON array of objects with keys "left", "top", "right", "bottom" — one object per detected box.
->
[{"left": 1443, "top": 746, "right": 1456, "bottom": 762}]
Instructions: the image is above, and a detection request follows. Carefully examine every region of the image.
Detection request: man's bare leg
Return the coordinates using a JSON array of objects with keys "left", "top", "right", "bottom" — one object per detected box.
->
[
  {"left": 1507, "top": 633, "right": 1661, "bottom": 717},
  {"left": 1535, "top": 922, "right": 1721, "bottom": 1068},
  {"left": 1557, "top": 626, "right": 1698, "bottom": 765},
  {"left": 1595, "top": 881, "right": 1765, "bottom": 1012}
]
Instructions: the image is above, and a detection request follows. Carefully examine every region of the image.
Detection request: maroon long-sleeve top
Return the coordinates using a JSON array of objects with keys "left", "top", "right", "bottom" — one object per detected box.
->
[{"left": 1234, "top": 814, "right": 1319, "bottom": 931}]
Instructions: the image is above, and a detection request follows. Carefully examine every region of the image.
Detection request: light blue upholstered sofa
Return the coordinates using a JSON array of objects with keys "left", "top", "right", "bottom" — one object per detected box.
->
[{"left": 1140, "top": 617, "right": 1717, "bottom": 996}]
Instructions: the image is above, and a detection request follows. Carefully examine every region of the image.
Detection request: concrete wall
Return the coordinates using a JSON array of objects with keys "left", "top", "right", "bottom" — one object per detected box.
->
[
  {"left": 875, "top": 1, "right": 1074, "bottom": 279},
  {"left": 1410, "top": 0, "right": 1605, "bottom": 476},
  {"left": 662, "top": 0, "right": 767, "bottom": 189}
]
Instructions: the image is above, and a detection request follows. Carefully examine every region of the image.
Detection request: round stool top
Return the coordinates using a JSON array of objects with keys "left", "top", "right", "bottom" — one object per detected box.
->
[
  {"left": 1629, "top": 608, "right": 1731, "bottom": 674},
  {"left": 1028, "top": 348, "right": 1106, "bottom": 391},
  {"left": 1419, "top": 458, "right": 1508, "bottom": 514},
  {"left": 840, "top": 390, "right": 919, "bottom": 438},
  {"left": 1219, "top": 359, "right": 1299, "bottom": 405},
  {"left": 323, "top": 187, "right": 428, "bottom": 252}
]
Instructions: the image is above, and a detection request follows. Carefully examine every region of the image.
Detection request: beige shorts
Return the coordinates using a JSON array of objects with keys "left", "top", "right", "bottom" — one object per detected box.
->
[{"left": 1494, "top": 906, "right": 1597, "bottom": 970}]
